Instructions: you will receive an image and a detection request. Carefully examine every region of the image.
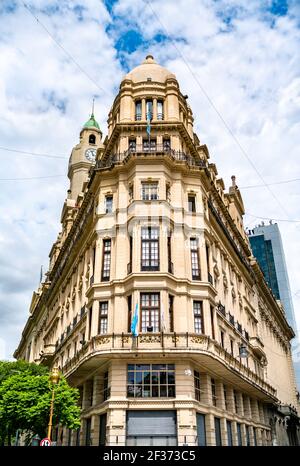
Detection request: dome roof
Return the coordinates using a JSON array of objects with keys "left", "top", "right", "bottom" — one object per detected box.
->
[
  {"left": 123, "top": 55, "right": 176, "bottom": 83},
  {"left": 83, "top": 113, "right": 100, "bottom": 130}
]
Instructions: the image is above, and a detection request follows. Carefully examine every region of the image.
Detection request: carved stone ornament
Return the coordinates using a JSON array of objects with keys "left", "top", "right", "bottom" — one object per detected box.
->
[
  {"left": 213, "top": 262, "right": 220, "bottom": 277},
  {"left": 190, "top": 335, "right": 205, "bottom": 344},
  {"left": 98, "top": 337, "right": 110, "bottom": 345},
  {"left": 140, "top": 335, "right": 161, "bottom": 343}
]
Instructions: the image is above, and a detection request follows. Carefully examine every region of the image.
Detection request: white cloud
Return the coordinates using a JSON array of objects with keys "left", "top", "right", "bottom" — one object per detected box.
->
[{"left": 0, "top": 0, "right": 300, "bottom": 360}]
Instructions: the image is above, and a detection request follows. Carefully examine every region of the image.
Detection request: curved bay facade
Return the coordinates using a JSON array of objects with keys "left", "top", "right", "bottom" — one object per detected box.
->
[{"left": 15, "top": 55, "right": 299, "bottom": 446}]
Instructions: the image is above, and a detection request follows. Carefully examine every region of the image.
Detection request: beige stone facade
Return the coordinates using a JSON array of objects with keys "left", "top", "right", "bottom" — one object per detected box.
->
[{"left": 15, "top": 55, "right": 300, "bottom": 446}]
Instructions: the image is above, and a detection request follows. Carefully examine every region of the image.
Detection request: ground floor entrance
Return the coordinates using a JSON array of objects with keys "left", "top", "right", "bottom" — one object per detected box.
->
[{"left": 126, "top": 410, "right": 177, "bottom": 446}]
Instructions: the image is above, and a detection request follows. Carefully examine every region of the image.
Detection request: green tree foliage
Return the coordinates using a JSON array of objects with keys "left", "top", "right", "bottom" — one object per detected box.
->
[{"left": 0, "top": 360, "right": 81, "bottom": 445}]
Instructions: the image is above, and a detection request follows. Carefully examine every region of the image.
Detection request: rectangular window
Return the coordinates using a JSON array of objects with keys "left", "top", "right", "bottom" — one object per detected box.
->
[
  {"left": 129, "top": 139, "right": 136, "bottom": 151},
  {"left": 253, "top": 428, "right": 257, "bottom": 446},
  {"left": 99, "top": 413, "right": 107, "bottom": 446},
  {"left": 210, "top": 306, "right": 215, "bottom": 340},
  {"left": 197, "top": 413, "right": 206, "bottom": 446},
  {"left": 128, "top": 183, "right": 134, "bottom": 201},
  {"left": 214, "top": 417, "right": 222, "bottom": 446},
  {"left": 135, "top": 100, "right": 142, "bottom": 120},
  {"left": 227, "top": 420, "right": 233, "bottom": 446},
  {"left": 211, "top": 378, "right": 217, "bottom": 407},
  {"left": 98, "top": 302, "right": 108, "bottom": 334},
  {"left": 101, "top": 239, "right": 111, "bottom": 281},
  {"left": 103, "top": 371, "right": 110, "bottom": 401},
  {"left": 194, "top": 370, "right": 201, "bottom": 401},
  {"left": 224, "top": 385, "right": 228, "bottom": 410},
  {"left": 220, "top": 330, "right": 225, "bottom": 348},
  {"left": 143, "top": 138, "right": 156, "bottom": 151},
  {"left": 105, "top": 195, "right": 113, "bottom": 214},
  {"left": 128, "top": 235, "right": 133, "bottom": 274},
  {"left": 237, "top": 423, "right": 242, "bottom": 446},
  {"left": 168, "top": 235, "right": 173, "bottom": 273},
  {"left": 85, "top": 418, "right": 91, "bottom": 446},
  {"left": 163, "top": 138, "right": 170, "bottom": 151},
  {"left": 141, "top": 227, "right": 159, "bottom": 271},
  {"left": 157, "top": 100, "right": 164, "bottom": 120},
  {"left": 88, "top": 307, "right": 93, "bottom": 340},
  {"left": 188, "top": 195, "right": 196, "bottom": 212},
  {"left": 246, "top": 425, "right": 250, "bottom": 446},
  {"left": 166, "top": 182, "right": 171, "bottom": 202},
  {"left": 141, "top": 292, "right": 160, "bottom": 332},
  {"left": 234, "top": 390, "right": 238, "bottom": 413},
  {"left": 127, "top": 295, "right": 132, "bottom": 333},
  {"left": 127, "top": 363, "right": 175, "bottom": 398},
  {"left": 169, "top": 295, "right": 174, "bottom": 332},
  {"left": 190, "top": 238, "right": 201, "bottom": 280},
  {"left": 230, "top": 339, "right": 234, "bottom": 356},
  {"left": 141, "top": 181, "right": 158, "bottom": 200},
  {"left": 193, "top": 301, "right": 204, "bottom": 334}
]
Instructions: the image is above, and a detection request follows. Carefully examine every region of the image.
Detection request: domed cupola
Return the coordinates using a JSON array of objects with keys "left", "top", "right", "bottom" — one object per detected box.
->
[{"left": 123, "top": 54, "right": 177, "bottom": 84}]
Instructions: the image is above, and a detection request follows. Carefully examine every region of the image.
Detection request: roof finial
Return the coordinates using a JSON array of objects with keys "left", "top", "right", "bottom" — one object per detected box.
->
[
  {"left": 231, "top": 175, "right": 236, "bottom": 187},
  {"left": 91, "top": 97, "right": 95, "bottom": 117}
]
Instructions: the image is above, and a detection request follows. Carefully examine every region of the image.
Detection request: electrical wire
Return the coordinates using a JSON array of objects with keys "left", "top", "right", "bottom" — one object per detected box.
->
[
  {"left": 240, "top": 178, "right": 300, "bottom": 189},
  {"left": 245, "top": 213, "right": 300, "bottom": 223},
  {"left": 143, "top": 0, "right": 294, "bottom": 222},
  {"left": 0, "top": 175, "right": 65, "bottom": 181},
  {"left": 0, "top": 146, "right": 67, "bottom": 159},
  {"left": 22, "top": 2, "right": 107, "bottom": 96}
]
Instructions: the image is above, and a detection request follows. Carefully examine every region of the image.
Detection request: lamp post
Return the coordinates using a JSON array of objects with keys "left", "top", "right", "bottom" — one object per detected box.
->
[{"left": 47, "top": 367, "right": 60, "bottom": 441}]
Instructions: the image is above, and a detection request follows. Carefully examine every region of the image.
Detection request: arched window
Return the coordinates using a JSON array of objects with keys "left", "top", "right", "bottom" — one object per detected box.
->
[
  {"left": 89, "top": 134, "right": 96, "bottom": 144},
  {"left": 135, "top": 100, "right": 142, "bottom": 120},
  {"left": 157, "top": 100, "right": 164, "bottom": 120}
]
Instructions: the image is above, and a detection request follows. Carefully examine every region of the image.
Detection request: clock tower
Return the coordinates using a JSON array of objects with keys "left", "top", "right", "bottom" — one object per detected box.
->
[{"left": 67, "top": 110, "right": 102, "bottom": 201}]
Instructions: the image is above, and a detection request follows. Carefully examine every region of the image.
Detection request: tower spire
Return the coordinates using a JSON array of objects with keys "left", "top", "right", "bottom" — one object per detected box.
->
[{"left": 91, "top": 97, "right": 95, "bottom": 117}]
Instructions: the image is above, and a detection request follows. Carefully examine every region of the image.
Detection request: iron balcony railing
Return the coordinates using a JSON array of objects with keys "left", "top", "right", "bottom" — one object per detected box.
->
[
  {"left": 96, "top": 146, "right": 206, "bottom": 170},
  {"left": 217, "top": 303, "right": 226, "bottom": 316}
]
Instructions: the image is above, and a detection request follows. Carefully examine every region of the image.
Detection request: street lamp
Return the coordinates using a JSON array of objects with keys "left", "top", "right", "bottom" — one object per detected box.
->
[
  {"left": 239, "top": 344, "right": 249, "bottom": 359},
  {"left": 47, "top": 366, "right": 60, "bottom": 441}
]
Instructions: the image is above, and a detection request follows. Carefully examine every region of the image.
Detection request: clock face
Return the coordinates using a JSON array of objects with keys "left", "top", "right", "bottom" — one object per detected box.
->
[{"left": 85, "top": 148, "right": 96, "bottom": 162}]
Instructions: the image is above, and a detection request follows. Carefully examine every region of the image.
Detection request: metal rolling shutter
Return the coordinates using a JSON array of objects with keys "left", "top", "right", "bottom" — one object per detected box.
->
[{"left": 127, "top": 410, "right": 177, "bottom": 436}]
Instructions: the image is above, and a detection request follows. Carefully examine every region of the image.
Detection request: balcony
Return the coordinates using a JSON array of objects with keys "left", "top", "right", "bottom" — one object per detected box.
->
[
  {"left": 63, "top": 332, "right": 276, "bottom": 399},
  {"left": 228, "top": 313, "right": 235, "bottom": 326},
  {"left": 249, "top": 336, "right": 266, "bottom": 358},
  {"left": 96, "top": 146, "right": 207, "bottom": 171},
  {"left": 237, "top": 322, "right": 243, "bottom": 334},
  {"left": 217, "top": 302, "right": 226, "bottom": 317},
  {"left": 40, "top": 344, "right": 56, "bottom": 364},
  {"left": 208, "top": 272, "right": 213, "bottom": 285}
]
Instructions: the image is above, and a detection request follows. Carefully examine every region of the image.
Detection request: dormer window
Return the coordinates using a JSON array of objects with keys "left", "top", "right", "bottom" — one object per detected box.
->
[
  {"left": 135, "top": 101, "right": 142, "bottom": 120},
  {"left": 157, "top": 100, "right": 164, "bottom": 120},
  {"left": 89, "top": 134, "right": 96, "bottom": 145}
]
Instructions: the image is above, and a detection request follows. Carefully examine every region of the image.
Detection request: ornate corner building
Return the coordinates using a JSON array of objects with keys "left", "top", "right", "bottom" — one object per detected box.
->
[{"left": 15, "top": 55, "right": 300, "bottom": 446}]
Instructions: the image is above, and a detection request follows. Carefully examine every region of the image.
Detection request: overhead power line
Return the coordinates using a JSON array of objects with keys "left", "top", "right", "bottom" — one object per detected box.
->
[
  {"left": 0, "top": 146, "right": 67, "bottom": 159},
  {"left": 245, "top": 213, "right": 300, "bottom": 223},
  {"left": 143, "top": 0, "right": 293, "bottom": 222},
  {"left": 240, "top": 178, "right": 300, "bottom": 189},
  {"left": 0, "top": 175, "right": 65, "bottom": 181},
  {"left": 22, "top": 2, "right": 107, "bottom": 96}
]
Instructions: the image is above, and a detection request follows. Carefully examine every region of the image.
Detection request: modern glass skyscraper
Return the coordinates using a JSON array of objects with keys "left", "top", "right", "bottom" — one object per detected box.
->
[
  {"left": 248, "top": 223, "right": 297, "bottom": 332},
  {"left": 248, "top": 222, "right": 299, "bottom": 390}
]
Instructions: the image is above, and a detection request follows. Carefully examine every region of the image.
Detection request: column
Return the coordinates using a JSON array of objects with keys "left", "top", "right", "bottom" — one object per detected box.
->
[
  {"left": 250, "top": 399, "right": 259, "bottom": 423},
  {"left": 249, "top": 425, "right": 254, "bottom": 446},
  {"left": 220, "top": 417, "right": 228, "bottom": 446},
  {"left": 153, "top": 98, "right": 157, "bottom": 120},
  {"left": 241, "top": 423, "right": 247, "bottom": 446},
  {"left": 236, "top": 392, "right": 244, "bottom": 417},
  {"left": 231, "top": 421, "right": 238, "bottom": 446},
  {"left": 243, "top": 395, "right": 251, "bottom": 419},
  {"left": 216, "top": 381, "right": 225, "bottom": 410},
  {"left": 93, "top": 374, "right": 103, "bottom": 406},
  {"left": 201, "top": 374, "right": 213, "bottom": 406},
  {"left": 205, "top": 413, "right": 216, "bottom": 446},
  {"left": 226, "top": 387, "right": 235, "bottom": 413},
  {"left": 141, "top": 99, "right": 146, "bottom": 121}
]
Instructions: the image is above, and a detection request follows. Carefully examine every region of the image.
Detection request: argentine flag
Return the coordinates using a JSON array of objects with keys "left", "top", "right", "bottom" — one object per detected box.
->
[
  {"left": 131, "top": 302, "right": 139, "bottom": 337},
  {"left": 146, "top": 110, "right": 151, "bottom": 137}
]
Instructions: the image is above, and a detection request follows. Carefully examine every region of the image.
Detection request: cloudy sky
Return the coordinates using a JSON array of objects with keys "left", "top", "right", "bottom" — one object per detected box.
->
[{"left": 0, "top": 0, "right": 299, "bottom": 360}]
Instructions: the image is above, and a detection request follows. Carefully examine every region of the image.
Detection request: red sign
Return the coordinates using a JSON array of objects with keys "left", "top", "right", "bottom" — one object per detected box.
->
[{"left": 40, "top": 438, "right": 52, "bottom": 446}]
